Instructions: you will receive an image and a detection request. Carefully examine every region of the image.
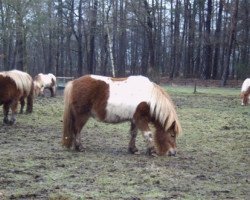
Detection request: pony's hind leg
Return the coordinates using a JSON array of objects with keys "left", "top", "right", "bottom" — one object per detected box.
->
[
  {"left": 19, "top": 98, "right": 25, "bottom": 114},
  {"left": 51, "top": 86, "right": 56, "bottom": 97},
  {"left": 3, "top": 101, "right": 18, "bottom": 125},
  {"left": 49, "top": 87, "right": 54, "bottom": 97},
  {"left": 9, "top": 101, "right": 19, "bottom": 125},
  {"left": 73, "top": 115, "right": 89, "bottom": 151},
  {"left": 26, "top": 93, "right": 33, "bottom": 113},
  {"left": 128, "top": 122, "right": 139, "bottom": 154}
]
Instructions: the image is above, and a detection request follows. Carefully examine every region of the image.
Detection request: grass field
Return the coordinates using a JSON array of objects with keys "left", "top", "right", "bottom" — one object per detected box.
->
[{"left": 0, "top": 86, "right": 249, "bottom": 199}]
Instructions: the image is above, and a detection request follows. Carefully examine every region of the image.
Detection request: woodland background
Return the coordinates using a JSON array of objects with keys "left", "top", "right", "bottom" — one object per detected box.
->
[{"left": 0, "top": 0, "right": 249, "bottom": 85}]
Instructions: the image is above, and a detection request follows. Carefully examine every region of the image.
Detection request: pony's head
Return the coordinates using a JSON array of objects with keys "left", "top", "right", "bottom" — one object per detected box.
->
[
  {"left": 153, "top": 120, "right": 181, "bottom": 156},
  {"left": 240, "top": 91, "right": 250, "bottom": 106},
  {"left": 33, "top": 81, "right": 42, "bottom": 96},
  {"left": 149, "top": 83, "right": 182, "bottom": 156}
]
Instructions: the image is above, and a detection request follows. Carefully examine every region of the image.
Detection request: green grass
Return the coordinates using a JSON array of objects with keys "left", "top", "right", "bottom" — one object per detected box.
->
[{"left": 0, "top": 86, "right": 249, "bottom": 199}]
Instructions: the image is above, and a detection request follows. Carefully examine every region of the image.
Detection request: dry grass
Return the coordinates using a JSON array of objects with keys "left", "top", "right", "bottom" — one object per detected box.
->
[{"left": 0, "top": 86, "right": 249, "bottom": 199}]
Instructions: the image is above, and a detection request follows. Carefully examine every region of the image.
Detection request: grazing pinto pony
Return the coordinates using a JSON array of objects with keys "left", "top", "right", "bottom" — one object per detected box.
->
[
  {"left": 240, "top": 78, "right": 250, "bottom": 106},
  {"left": 0, "top": 70, "right": 34, "bottom": 125},
  {"left": 62, "top": 75, "right": 182, "bottom": 156},
  {"left": 34, "top": 73, "right": 57, "bottom": 97}
]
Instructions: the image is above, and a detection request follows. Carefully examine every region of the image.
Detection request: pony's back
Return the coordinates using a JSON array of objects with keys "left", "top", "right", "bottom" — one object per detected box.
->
[
  {"left": 241, "top": 78, "right": 250, "bottom": 92},
  {"left": 6, "top": 70, "right": 33, "bottom": 95},
  {"left": 241, "top": 78, "right": 250, "bottom": 106}
]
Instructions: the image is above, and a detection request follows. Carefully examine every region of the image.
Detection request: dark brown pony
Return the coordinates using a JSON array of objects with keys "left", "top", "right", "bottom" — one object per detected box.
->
[
  {"left": 0, "top": 70, "right": 34, "bottom": 125},
  {"left": 62, "top": 75, "right": 182, "bottom": 156}
]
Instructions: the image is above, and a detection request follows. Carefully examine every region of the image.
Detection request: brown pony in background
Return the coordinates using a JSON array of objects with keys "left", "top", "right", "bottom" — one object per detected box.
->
[
  {"left": 62, "top": 75, "right": 182, "bottom": 156},
  {"left": 0, "top": 70, "right": 34, "bottom": 125},
  {"left": 33, "top": 73, "right": 57, "bottom": 97}
]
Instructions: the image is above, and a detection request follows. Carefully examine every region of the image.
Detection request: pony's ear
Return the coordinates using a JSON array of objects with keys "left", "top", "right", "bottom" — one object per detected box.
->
[
  {"left": 168, "top": 120, "right": 181, "bottom": 135},
  {"left": 168, "top": 121, "right": 176, "bottom": 131}
]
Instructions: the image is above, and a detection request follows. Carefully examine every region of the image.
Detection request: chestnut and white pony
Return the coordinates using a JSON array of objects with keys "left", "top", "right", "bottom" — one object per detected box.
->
[
  {"left": 0, "top": 70, "right": 34, "bottom": 125},
  {"left": 240, "top": 78, "right": 250, "bottom": 106},
  {"left": 62, "top": 75, "right": 182, "bottom": 156},
  {"left": 34, "top": 73, "right": 57, "bottom": 97}
]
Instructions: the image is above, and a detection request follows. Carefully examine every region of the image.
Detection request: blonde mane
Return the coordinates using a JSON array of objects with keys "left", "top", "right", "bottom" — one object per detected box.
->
[
  {"left": 4, "top": 70, "right": 32, "bottom": 94},
  {"left": 149, "top": 84, "right": 182, "bottom": 135}
]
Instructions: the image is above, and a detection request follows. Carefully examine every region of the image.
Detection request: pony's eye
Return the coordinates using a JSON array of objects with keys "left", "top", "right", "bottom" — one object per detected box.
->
[{"left": 170, "top": 133, "right": 175, "bottom": 138}]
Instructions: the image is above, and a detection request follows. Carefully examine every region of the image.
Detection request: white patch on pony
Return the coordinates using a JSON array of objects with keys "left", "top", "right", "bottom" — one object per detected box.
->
[
  {"left": 90, "top": 75, "right": 154, "bottom": 123},
  {"left": 241, "top": 78, "right": 250, "bottom": 92},
  {"left": 37, "top": 73, "right": 56, "bottom": 88},
  {"left": 142, "top": 131, "right": 154, "bottom": 149},
  {"left": 241, "top": 78, "right": 250, "bottom": 105}
]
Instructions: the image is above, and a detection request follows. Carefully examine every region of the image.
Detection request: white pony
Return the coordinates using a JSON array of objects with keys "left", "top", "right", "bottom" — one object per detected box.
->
[
  {"left": 34, "top": 73, "right": 57, "bottom": 97},
  {"left": 240, "top": 78, "right": 250, "bottom": 106},
  {"left": 62, "top": 75, "right": 182, "bottom": 156}
]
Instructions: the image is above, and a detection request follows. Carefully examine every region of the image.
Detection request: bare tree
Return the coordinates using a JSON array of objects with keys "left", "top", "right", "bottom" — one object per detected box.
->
[
  {"left": 86, "top": 0, "right": 98, "bottom": 74},
  {"left": 212, "top": 0, "right": 223, "bottom": 79},
  {"left": 221, "top": 0, "right": 239, "bottom": 86},
  {"left": 202, "top": 0, "right": 213, "bottom": 79}
]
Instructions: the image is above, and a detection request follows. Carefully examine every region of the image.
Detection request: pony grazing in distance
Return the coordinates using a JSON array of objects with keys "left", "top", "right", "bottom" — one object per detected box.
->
[
  {"left": 0, "top": 70, "right": 34, "bottom": 125},
  {"left": 240, "top": 78, "right": 250, "bottom": 106},
  {"left": 62, "top": 75, "right": 182, "bottom": 156},
  {"left": 34, "top": 73, "right": 57, "bottom": 97}
]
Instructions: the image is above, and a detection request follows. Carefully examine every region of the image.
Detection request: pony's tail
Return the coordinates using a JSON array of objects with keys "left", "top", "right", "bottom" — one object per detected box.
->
[{"left": 62, "top": 81, "right": 75, "bottom": 148}]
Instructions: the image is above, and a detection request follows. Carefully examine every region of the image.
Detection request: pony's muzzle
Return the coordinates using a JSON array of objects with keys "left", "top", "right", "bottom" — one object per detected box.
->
[{"left": 167, "top": 148, "right": 177, "bottom": 156}]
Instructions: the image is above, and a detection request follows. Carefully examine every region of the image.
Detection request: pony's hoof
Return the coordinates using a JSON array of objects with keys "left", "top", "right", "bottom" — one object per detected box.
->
[
  {"left": 128, "top": 147, "right": 139, "bottom": 154},
  {"left": 75, "top": 144, "right": 86, "bottom": 152},
  {"left": 146, "top": 147, "right": 157, "bottom": 156},
  {"left": 3, "top": 119, "right": 15, "bottom": 125},
  {"left": 3, "top": 118, "right": 9, "bottom": 124},
  {"left": 8, "top": 119, "right": 15, "bottom": 125}
]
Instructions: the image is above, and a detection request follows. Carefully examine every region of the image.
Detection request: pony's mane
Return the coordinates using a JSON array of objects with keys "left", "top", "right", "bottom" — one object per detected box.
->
[
  {"left": 149, "top": 84, "right": 182, "bottom": 135},
  {"left": 2, "top": 70, "right": 32, "bottom": 94}
]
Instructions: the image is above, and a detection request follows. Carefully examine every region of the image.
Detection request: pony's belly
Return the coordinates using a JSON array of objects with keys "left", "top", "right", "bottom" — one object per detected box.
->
[{"left": 104, "top": 104, "right": 135, "bottom": 123}]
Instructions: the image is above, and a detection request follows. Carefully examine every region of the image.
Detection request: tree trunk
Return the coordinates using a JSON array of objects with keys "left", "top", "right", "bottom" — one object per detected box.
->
[
  {"left": 14, "top": 1, "right": 26, "bottom": 71},
  {"left": 202, "top": 0, "right": 212, "bottom": 79},
  {"left": 106, "top": 5, "right": 115, "bottom": 77},
  {"left": 117, "top": 0, "right": 127, "bottom": 77},
  {"left": 72, "top": 0, "right": 84, "bottom": 77},
  {"left": 195, "top": 0, "right": 204, "bottom": 76},
  {"left": 221, "top": 0, "right": 239, "bottom": 86},
  {"left": 87, "top": 0, "right": 98, "bottom": 74},
  {"left": 144, "top": 0, "right": 158, "bottom": 82},
  {"left": 170, "top": 0, "right": 181, "bottom": 78},
  {"left": 212, "top": 0, "right": 223, "bottom": 79}
]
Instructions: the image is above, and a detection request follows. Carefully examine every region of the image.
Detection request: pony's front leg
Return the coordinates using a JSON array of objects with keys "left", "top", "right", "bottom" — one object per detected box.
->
[
  {"left": 142, "top": 130, "right": 157, "bottom": 156},
  {"left": 40, "top": 87, "right": 45, "bottom": 96},
  {"left": 50, "top": 86, "right": 56, "bottom": 97},
  {"left": 128, "top": 122, "right": 139, "bottom": 154}
]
